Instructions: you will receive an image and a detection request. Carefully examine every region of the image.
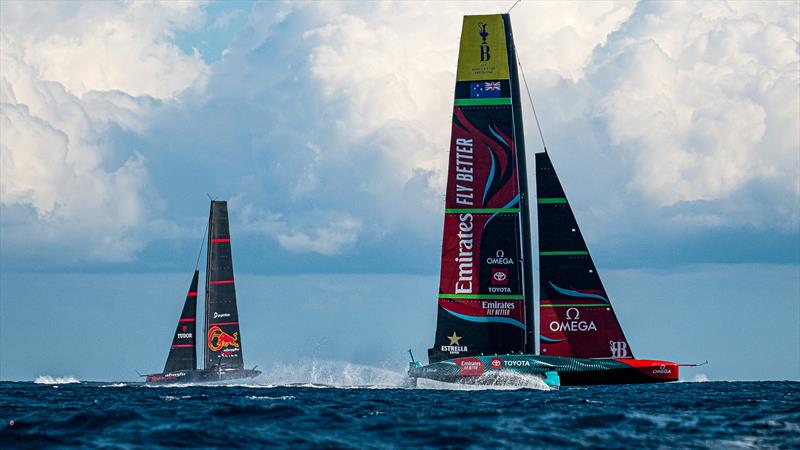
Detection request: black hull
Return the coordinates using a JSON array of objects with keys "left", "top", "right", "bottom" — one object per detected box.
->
[{"left": 145, "top": 369, "right": 261, "bottom": 384}]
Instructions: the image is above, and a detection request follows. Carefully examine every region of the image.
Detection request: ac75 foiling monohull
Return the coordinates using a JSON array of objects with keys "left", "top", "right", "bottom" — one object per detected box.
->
[
  {"left": 408, "top": 13, "right": 686, "bottom": 387},
  {"left": 143, "top": 200, "right": 261, "bottom": 384}
]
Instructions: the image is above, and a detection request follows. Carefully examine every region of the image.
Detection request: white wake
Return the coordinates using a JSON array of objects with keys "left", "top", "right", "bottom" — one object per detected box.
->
[{"left": 34, "top": 375, "right": 80, "bottom": 385}]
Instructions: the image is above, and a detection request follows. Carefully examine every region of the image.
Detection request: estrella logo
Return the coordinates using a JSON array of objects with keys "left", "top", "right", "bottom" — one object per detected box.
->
[{"left": 208, "top": 326, "right": 239, "bottom": 352}]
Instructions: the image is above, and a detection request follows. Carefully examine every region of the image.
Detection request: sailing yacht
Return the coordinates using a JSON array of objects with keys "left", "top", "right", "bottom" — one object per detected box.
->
[
  {"left": 144, "top": 200, "right": 260, "bottom": 383},
  {"left": 408, "top": 14, "right": 687, "bottom": 387}
]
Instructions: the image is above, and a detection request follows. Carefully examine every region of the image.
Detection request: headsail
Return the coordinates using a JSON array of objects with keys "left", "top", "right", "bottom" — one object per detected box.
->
[
  {"left": 163, "top": 270, "right": 199, "bottom": 373},
  {"left": 428, "top": 14, "right": 530, "bottom": 363},
  {"left": 204, "top": 200, "right": 245, "bottom": 371},
  {"left": 535, "top": 152, "right": 634, "bottom": 359}
]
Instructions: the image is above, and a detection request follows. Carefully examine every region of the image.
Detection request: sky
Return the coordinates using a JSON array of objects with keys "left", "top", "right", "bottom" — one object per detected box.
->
[{"left": 1, "top": 0, "right": 798, "bottom": 382}]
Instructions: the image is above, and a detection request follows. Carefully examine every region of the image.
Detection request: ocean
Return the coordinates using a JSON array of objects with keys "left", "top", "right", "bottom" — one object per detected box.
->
[{"left": 1, "top": 377, "right": 797, "bottom": 449}]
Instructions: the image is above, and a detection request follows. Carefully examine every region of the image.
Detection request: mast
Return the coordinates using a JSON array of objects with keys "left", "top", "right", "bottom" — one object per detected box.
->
[
  {"left": 204, "top": 202, "right": 212, "bottom": 369},
  {"left": 502, "top": 15, "right": 535, "bottom": 355}
]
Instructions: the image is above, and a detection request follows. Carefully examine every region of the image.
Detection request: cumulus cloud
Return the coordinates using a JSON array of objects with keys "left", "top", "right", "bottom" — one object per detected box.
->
[
  {"left": 277, "top": 215, "right": 363, "bottom": 256},
  {"left": 591, "top": 1, "right": 799, "bottom": 206},
  {"left": 1, "top": 0, "right": 796, "bottom": 271},
  {"left": 1, "top": 1, "right": 209, "bottom": 263}
]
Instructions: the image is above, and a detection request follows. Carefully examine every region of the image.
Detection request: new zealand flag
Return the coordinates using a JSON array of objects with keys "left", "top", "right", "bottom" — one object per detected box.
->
[{"left": 470, "top": 81, "right": 502, "bottom": 98}]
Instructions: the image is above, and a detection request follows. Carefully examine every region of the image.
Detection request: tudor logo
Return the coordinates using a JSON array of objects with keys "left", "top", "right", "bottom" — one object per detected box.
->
[
  {"left": 652, "top": 364, "right": 672, "bottom": 375},
  {"left": 549, "top": 307, "right": 597, "bottom": 332}
]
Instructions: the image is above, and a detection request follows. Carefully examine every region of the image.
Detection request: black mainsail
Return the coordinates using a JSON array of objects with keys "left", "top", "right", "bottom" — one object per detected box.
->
[
  {"left": 204, "top": 200, "right": 245, "bottom": 371},
  {"left": 162, "top": 270, "right": 199, "bottom": 373}
]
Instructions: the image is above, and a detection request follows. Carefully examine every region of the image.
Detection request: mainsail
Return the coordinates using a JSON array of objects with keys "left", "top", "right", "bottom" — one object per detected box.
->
[
  {"left": 163, "top": 271, "right": 199, "bottom": 373},
  {"left": 535, "top": 152, "right": 633, "bottom": 359},
  {"left": 429, "top": 14, "right": 531, "bottom": 363},
  {"left": 204, "top": 200, "right": 245, "bottom": 370}
]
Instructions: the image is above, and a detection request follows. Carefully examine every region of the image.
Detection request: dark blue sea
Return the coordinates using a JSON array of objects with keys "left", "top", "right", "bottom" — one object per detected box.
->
[{"left": 1, "top": 379, "right": 798, "bottom": 449}]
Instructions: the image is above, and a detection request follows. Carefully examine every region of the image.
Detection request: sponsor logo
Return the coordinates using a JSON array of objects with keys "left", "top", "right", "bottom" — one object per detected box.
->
[
  {"left": 457, "top": 358, "right": 484, "bottom": 376},
  {"left": 504, "top": 360, "right": 531, "bottom": 367},
  {"left": 181, "top": 325, "right": 188, "bottom": 333},
  {"left": 488, "top": 251, "right": 513, "bottom": 293},
  {"left": 610, "top": 340, "right": 629, "bottom": 358},
  {"left": 548, "top": 307, "right": 597, "bottom": 332},
  {"left": 481, "top": 301, "right": 515, "bottom": 317},
  {"left": 220, "top": 348, "right": 241, "bottom": 358},
  {"left": 177, "top": 333, "right": 193, "bottom": 339},
  {"left": 441, "top": 332, "right": 468, "bottom": 353},
  {"left": 490, "top": 357, "right": 502, "bottom": 369},
  {"left": 208, "top": 326, "right": 239, "bottom": 352},
  {"left": 491, "top": 268, "right": 508, "bottom": 284},
  {"left": 478, "top": 22, "right": 490, "bottom": 61},
  {"left": 454, "top": 138, "right": 474, "bottom": 207},
  {"left": 213, "top": 312, "right": 231, "bottom": 319},
  {"left": 486, "top": 250, "right": 514, "bottom": 265},
  {"left": 652, "top": 364, "right": 672, "bottom": 375},
  {"left": 454, "top": 211, "right": 475, "bottom": 294}
]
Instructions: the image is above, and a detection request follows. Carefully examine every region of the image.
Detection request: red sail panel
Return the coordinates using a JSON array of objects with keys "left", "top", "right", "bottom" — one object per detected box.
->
[
  {"left": 428, "top": 14, "right": 527, "bottom": 363},
  {"left": 535, "top": 152, "right": 634, "bottom": 359}
]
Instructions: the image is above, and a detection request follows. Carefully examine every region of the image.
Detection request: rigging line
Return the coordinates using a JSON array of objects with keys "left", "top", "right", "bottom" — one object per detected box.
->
[
  {"left": 507, "top": 0, "right": 522, "bottom": 14},
  {"left": 194, "top": 218, "right": 209, "bottom": 271},
  {"left": 515, "top": 48, "right": 548, "bottom": 152}
]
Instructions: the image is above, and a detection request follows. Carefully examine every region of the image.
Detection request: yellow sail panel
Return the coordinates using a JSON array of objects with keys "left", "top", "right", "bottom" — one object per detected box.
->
[{"left": 456, "top": 15, "right": 509, "bottom": 82}]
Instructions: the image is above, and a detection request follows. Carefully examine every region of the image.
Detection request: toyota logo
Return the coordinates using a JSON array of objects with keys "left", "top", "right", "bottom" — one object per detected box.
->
[{"left": 493, "top": 271, "right": 507, "bottom": 282}]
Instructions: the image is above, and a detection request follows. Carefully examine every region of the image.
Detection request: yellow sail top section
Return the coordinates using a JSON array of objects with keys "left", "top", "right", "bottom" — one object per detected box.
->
[{"left": 456, "top": 15, "right": 510, "bottom": 82}]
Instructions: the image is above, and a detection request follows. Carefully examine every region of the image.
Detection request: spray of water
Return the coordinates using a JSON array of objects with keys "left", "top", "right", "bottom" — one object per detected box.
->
[{"left": 34, "top": 375, "right": 80, "bottom": 385}]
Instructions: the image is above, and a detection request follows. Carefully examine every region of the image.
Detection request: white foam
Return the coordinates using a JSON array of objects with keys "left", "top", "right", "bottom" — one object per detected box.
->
[
  {"left": 100, "top": 383, "right": 127, "bottom": 388},
  {"left": 416, "top": 371, "right": 552, "bottom": 391},
  {"left": 691, "top": 373, "right": 709, "bottom": 382},
  {"left": 245, "top": 395, "right": 295, "bottom": 400},
  {"left": 34, "top": 375, "right": 80, "bottom": 385}
]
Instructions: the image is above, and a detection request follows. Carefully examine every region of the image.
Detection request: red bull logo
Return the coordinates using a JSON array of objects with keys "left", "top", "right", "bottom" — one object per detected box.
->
[{"left": 208, "top": 326, "right": 239, "bottom": 352}]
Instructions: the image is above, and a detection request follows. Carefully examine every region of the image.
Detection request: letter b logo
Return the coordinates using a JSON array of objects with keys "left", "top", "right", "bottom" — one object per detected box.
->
[{"left": 480, "top": 44, "right": 490, "bottom": 62}]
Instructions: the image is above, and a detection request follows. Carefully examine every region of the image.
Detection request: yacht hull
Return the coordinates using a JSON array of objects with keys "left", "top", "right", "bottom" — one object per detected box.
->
[
  {"left": 409, "top": 354, "right": 678, "bottom": 386},
  {"left": 145, "top": 369, "right": 261, "bottom": 384}
]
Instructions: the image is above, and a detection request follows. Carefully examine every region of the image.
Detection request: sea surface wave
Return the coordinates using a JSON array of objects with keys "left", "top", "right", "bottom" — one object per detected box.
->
[{"left": 1, "top": 380, "right": 797, "bottom": 448}]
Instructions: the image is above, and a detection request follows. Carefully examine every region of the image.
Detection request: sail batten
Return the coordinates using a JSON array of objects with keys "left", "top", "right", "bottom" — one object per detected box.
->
[{"left": 428, "top": 14, "right": 529, "bottom": 363}]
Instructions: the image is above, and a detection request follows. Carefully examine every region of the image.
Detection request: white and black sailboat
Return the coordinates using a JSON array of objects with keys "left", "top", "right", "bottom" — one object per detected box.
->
[
  {"left": 144, "top": 200, "right": 260, "bottom": 383},
  {"left": 408, "top": 13, "right": 689, "bottom": 387}
]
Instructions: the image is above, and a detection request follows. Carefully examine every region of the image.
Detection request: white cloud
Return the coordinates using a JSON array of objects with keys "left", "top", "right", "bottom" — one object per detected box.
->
[
  {"left": 1, "top": 0, "right": 209, "bottom": 99},
  {"left": 591, "top": 1, "right": 799, "bottom": 205},
  {"left": 1, "top": 0, "right": 796, "bottom": 269},
  {"left": 0, "top": 2, "right": 210, "bottom": 263},
  {"left": 277, "top": 215, "right": 363, "bottom": 256}
]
